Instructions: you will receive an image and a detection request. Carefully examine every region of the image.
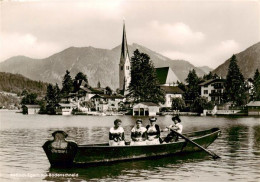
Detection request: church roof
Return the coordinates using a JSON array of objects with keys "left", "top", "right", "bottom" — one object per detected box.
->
[
  {"left": 120, "top": 21, "right": 130, "bottom": 65},
  {"left": 156, "top": 67, "right": 169, "bottom": 84},
  {"left": 155, "top": 67, "right": 180, "bottom": 84}
]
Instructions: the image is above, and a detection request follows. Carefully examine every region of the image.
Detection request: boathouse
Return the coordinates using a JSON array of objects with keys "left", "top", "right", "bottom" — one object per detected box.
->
[
  {"left": 246, "top": 101, "right": 260, "bottom": 116},
  {"left": 133, "top": 102, "right": 159, "bottom": 116},
  {"left": 58, "top": 103, "right": 77, "bottom": 115},
  {"left": 24, "top": 105, "right": 41, "bottom": 114}
]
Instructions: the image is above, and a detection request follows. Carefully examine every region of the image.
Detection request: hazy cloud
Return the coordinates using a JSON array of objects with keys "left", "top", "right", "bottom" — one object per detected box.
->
[
  {"left": 0, "top": 32, "right": 62, "bottom": 60},
  {"left": 0, "top": 0, "right": 259, "bottom": 68}
]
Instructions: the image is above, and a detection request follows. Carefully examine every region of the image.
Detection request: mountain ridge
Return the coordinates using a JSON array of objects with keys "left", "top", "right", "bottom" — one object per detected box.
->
[
  {"left": 0, "top": 43, "right": 207, "bottom": 89},
  {"left": 212, "top": 42, "right": 260, "bottom": 79}
]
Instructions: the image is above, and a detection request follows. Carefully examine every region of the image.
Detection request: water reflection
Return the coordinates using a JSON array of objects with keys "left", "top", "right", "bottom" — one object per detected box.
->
[
  {"left": 253, "top": 125, "right": 260, "bottom": 156},
  {"left": 1, "top": 111, "right": 260, "bottom": 182},
  {"left": 45, "top": 152, "right": 209, "bottom": 182},
  {"left": 226, "top": 125, "right": 249, "bottom": 154}
]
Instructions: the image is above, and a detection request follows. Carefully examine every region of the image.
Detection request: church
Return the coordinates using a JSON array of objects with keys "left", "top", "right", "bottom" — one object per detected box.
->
[
  {"left": 119, "top": 22, "right": 131, "bottom": 96},
  {"left": 118, "top": 22, "right": 184, "bottom": 110}
]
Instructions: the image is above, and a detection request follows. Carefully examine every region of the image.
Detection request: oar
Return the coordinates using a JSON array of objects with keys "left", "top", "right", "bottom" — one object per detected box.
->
[{"left": 170, "top": 129, "right": 221, "bottom": 159}]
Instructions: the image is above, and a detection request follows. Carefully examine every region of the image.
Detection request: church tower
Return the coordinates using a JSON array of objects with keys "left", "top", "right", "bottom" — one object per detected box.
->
[{"left": 119, "top": 21, "right": 131, "bottom": 95}]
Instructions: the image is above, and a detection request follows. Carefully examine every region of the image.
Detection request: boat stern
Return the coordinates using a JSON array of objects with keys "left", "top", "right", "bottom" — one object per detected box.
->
[{"left": 42, "top": 131, "right": 78, "bottom": 167}]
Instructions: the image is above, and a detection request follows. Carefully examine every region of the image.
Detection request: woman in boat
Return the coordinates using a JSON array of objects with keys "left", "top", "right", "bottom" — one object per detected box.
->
[
  {"left": 161, "top": 115, "right": 183, "bottom": 143},
  {"left": 109, "top": 119, "right": 125, "bottom": 146},
  {"left": 146, "top": 117, "right": 161, "bottom": 145},
  {"left": 130, "top": 119, "right": 147, "bottom": 145}
]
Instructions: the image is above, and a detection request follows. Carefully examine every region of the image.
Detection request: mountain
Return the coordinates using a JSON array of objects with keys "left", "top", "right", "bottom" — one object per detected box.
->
[
  {"left": 213, "top": 42, "right": 260, "bottom": 79},
  {"left": 198, "top": 66, "right": 213, "bottom": 74},
  {"left": 0, "top": 43, "right": 207, "bottom": 89},
  {"left": 0, "top": 72, "right": 48, "bottom": 95}
]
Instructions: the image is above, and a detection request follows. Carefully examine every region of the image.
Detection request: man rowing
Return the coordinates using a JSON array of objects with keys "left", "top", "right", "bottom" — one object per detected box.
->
[{"left": 161, "top": 115, "right": 183, "bottom": 143}]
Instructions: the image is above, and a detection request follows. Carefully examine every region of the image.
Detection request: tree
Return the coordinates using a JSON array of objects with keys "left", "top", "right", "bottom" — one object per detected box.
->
[
  {"left": 185, "top": 69, "right": 200, "bottom": 102},
  {"left": 171, "top": 97, "right": 186, "bottom": 112},
  {"left": 127, "top": 49, "right": 165, "bottom": 104},
  {"left": 191, "top": 96, "right": 213, "bottom": 113},
  {"left": 177, "top": 81, "right": 187, "bottom": 93},
  {"left": 61, "top": 70, "right": 73, "bottom": 97},
  {"left": 21, "top": 92, "right": 38, "bottom": 105},
  {"left": 97, "top": 81, "right": 101, "bottom": 88},
  {"left": 45, "top": 84, "right": 61, "bottom": 114},
  {"left": 225, "top": 55, "right": 246, "bottom": 106},
  {"left": 105, "top": 86, "right": 113, "bottom": 95},
  {"left": 73, "top": 72, "right": 88, "bottom": 92},
  {"left": 203, "top": 72, "right": 219, "bottom": 80},
  {"left": 253, "top": 69, "right": 260, "bottom": 100},
  {"left": 21, "top": 90, "right": 28, "bottom": 96}
]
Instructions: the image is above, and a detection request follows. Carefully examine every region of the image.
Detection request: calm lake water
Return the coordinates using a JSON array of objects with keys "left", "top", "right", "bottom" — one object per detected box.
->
[{"left": 0, "top": 110, "right": 259, "bottom": 182}]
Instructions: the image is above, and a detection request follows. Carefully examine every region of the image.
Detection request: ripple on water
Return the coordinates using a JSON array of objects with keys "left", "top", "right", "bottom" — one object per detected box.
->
[{"left": 1, "top": 112, "right": 260, "bottom": 182}]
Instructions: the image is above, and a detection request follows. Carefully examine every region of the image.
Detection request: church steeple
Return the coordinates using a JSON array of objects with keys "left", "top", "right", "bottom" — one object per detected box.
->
[
  {"left": 120, "top": 21, "right": 129, "bottom": 65},
  {"left": 119, "top": 21, "right": 131, "bottom": 95}
]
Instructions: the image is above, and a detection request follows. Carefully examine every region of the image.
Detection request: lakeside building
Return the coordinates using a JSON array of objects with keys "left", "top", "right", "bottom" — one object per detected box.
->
[
  {"left": 133, "top": 102, "right": 160, "bottom": 116},
  {"left": 199, "top": 79, "right": 225, "bottom": 104},
  {"left": 159, "top": 86, "right": 184, "bottom": 108},
  {"left": 246, "top": 101, "right": 260, "bottom": 116},
  {"left": 57, "top": 103, "right": 77, "bottom": 115},
  {"left": 91, "top": 94, "right": 124, "bottom": 112},
  {"left": 24, "top": 105, "right": 41, "bottom": 114},
  {"left": 155, "top": 67, "right": 184, "bottom": 108}
]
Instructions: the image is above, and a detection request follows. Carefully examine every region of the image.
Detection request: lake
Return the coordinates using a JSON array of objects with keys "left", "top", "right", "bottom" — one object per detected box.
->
[{"left": 0, "top": 110, "right": 259, "bottom": 182}]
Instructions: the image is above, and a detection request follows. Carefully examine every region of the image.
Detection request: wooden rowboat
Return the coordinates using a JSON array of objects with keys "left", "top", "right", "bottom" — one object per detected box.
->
[{"left": 43, "top": 128, "right": 221, "bottom": 167}]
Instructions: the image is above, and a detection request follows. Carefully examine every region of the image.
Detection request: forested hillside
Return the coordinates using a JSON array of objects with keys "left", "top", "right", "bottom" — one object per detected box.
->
[{"left": 0, "top": 72, "right": 48, "bottom": 95}]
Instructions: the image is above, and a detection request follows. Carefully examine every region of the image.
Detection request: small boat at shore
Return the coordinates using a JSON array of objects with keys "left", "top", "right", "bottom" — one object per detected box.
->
[{"left": 43, "top": 128, "right": 221, "bottom": 167}]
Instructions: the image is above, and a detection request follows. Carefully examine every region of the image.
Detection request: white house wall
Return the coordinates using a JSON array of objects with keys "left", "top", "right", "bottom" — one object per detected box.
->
[
  {"left": 201, "top": 84, "right": 213, "bottom": 101},
  {"left": 161, "top": 93, "right": 182, "bottom": 108}
]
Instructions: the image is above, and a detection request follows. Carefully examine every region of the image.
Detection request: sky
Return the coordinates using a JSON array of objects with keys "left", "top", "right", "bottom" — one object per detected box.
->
[{"left": 0, "top": 0, "right": 259, "bottom": 68}]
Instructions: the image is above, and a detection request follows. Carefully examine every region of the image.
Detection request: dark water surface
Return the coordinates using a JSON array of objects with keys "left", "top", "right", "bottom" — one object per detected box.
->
[{"left": 0, "top": 110, "right": 259, "bottom": 182}]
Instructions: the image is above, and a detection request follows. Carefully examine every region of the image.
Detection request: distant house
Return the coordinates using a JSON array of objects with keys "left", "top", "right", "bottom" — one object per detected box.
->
[
  {"left": 58, "top": 103, "right": 77, "bottom": 115},
  {"left": 160, "top": 86, "right": 184, "bottom": 108},
  {"left": 155, "top": 67, "right": 180, "bottom": 86},
  {"left": 199, "top": 79, "right": 225, "bottom": 104},
  {"left": 246, "top": 101, "right": 260, "bottom": 116},
  {"left": 245, "top": 79, "right": 254, "bottom": 100},
  {"left": 91, "top": 94, "right": 124, "bottom": 112},
  {"left": 24, "top": 105, "right": 41, "bottom": 114},
  {"left": 78, "top": 87, "right": 103, "bottom": 102},
  {"left": 133, "top": 102, "right": 160, "bottom": 116}
]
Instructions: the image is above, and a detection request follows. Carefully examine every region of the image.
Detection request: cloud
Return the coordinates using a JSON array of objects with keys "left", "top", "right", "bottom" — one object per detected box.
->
[
  {"left": 0, "top": 32, "right": 62, "bottom": 61},
  {"left": 132, "top": 21, "right": 205, "bottom": 47},
  {"left": 160, "top": 39, "right": 241, "bottom": 68},
  {"left": 74, "top": 0, "right": 123, "bottom": 20},
  {"left": 216, "top": 40, "right": 240, "bottom": 54},
  {"left": 151, "top": 21, "right": 205, "bottom": 45}
]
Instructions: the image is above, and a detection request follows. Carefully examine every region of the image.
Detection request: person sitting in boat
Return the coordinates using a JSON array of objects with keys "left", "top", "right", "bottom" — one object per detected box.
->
[
  {"left": 130, "top": 119, "right": 147, "bottom": 145},
  {"left": 109, "top": 119, "right": 125, "bottom": 146},
  {"left": 146, "top": 117, "right": 161, "bottom": 145},
  {"left": 161, "top": 115, "right": 183, "bottom": 143}
]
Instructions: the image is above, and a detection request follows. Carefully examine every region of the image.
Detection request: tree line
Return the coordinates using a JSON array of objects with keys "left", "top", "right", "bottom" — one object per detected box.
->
[
  {"left": 127, "top": 50, "right": 260, "bottom": 113},
  {"left": 0, "top": 72, "right": 48, "bottom": 96},
  {"left": 20, "top": 49, "right": 260, "bottom": 114},
  {"left": 21, "top": 70, "right": 89, "bottom": 114}
]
